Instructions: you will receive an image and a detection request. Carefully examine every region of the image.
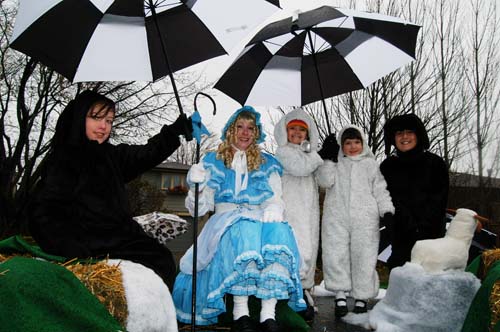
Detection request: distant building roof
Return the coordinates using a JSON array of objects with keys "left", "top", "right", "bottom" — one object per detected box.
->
[
  {"left": 450, "top": 172, "right": 500, "bottom": 188},
  {"left": 153, "top": 162, "right": 191, "bottom": 171}
]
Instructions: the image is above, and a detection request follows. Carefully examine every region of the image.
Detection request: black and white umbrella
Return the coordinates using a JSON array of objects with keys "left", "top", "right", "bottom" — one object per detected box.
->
[
  {"left": 10, "top": 0, "right": 280, "bottom": 114},
  {"left": 214, "top": 6, "right": 420, "bottom": 132}
]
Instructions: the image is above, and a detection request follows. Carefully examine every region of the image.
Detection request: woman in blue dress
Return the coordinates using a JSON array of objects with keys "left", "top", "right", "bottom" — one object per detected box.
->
[{"left": 173, "top": 106, "right": 305, "bottom": 332}]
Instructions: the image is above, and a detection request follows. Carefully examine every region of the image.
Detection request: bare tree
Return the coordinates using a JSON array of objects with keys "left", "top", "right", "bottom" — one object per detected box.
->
[
  {"left": 462, "top": 0, "right": 499, "bottom": 189},
  {"left": 167, "top": 131, "right": 220, "bottom": 165},
  {"left": 427, "top": 0, "right": 472, "bottom": 169}
]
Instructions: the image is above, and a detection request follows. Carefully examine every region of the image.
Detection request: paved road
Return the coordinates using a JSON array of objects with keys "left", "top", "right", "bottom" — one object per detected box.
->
[
  {"left": 178, "top": 296, "right": 375, "bottom": 332},
  {"left": 309, "top": 297, "right": 373, "bottom": 332}
]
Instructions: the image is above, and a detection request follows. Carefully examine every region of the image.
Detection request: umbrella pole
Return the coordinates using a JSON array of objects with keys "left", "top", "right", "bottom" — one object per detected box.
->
[
  {"left": 148, "top": 1, "right": 185, "bottom": 117},
  {"left": 306, "top": 29, "right": 332, "bottom": 135},
  {"left": 191, "top": 166, "right": 200, "bottom": 332},
  {"left": 190, "top": 93, "right": 217, "bottom": 331}
]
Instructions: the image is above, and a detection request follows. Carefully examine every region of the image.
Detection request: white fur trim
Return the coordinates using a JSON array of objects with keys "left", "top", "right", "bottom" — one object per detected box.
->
[
  {"left": 107, "top": 259, "right": 178, "bottom": 332},
  {"left": 274, "top": 108, "right": 320, "bottom": 150}
]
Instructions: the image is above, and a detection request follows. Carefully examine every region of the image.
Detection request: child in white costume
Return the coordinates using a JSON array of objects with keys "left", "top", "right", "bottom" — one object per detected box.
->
[
  {"left": 318, "top": 125, "right": 394, "bottom": 317},
  {"left": 172, "top": 106, "right": 305, "bottom": 332},
  {"left": 273, "top": 109, "right": 324, "bottom": 319}
]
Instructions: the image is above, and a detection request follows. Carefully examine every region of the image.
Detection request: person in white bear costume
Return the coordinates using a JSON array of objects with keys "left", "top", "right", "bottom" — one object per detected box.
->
[
  {"left": 317, "top": 125, "right": 394, "bottom": 317},
  {"left": 273, "top": 108, "right": 325, "bottom": 320},
  {"left": 411, "top": 208, "right": 478, "bottom": 273}
]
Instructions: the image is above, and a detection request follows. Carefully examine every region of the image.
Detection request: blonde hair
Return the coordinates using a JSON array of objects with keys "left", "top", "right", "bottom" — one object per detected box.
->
[{"left": 217, "top": 111, "right": 264, "bottom": 171}]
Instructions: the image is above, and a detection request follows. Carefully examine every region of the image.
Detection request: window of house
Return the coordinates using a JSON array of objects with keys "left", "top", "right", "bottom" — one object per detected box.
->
[{"left": 161, "top": 173, "right": 188, "bottom": 194}]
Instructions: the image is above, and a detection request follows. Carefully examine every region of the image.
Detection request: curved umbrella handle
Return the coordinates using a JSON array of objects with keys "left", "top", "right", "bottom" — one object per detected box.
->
[{"left": 194, "top": 92, "right": 217, "bottom": 116}]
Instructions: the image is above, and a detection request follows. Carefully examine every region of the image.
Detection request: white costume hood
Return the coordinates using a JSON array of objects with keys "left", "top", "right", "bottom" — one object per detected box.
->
[
  {"left": 336, "top": 125, "right": 375, "bottom": 161},
  {"left": 274, "top": 108, "right": 320, "bottom": 151}
]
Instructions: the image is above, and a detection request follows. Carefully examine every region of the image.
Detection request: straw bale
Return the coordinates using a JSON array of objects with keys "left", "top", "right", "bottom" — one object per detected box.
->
[
  {"left": 490, "top": 281, "right": 500, "bottom": 332},
  {"left": 0, "top": 253, "right": 31, "bottom": 263},
  {"left": 65, "top": 259, "right": 128, "bottom": 326},
  {"left": 479, "top": 249, "right": 500, "bottom": 280}
]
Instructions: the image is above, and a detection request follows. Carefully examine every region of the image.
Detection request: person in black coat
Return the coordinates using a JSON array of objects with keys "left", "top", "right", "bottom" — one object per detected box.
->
[
  {"left": 380, "top": 114, "right": 449, "bottom": 270},
  {"left": 28, "top": 90, "right": 192, "bottom": 289}
]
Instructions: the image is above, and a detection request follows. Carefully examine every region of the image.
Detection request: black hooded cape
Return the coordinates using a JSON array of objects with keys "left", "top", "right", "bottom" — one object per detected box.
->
[
  {"left": 29, "top": 90, "right": 180, "bottom": 288},
  {"left": 380, "top": 114, "right": 449, "bottom": 269}
]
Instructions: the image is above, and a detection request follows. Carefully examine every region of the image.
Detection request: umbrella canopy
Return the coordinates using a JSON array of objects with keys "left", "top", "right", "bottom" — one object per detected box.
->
[
  {"left": 214, "top": 5, "right": 420, "bottom": 116},
  {"left": 10, "top": 0, "right": 280, "bottom": 83}
]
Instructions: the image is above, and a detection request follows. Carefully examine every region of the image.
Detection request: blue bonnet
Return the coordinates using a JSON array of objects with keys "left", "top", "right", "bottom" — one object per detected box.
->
[{"left": 221, "top": 106, "right": 266, "bottom": 144}]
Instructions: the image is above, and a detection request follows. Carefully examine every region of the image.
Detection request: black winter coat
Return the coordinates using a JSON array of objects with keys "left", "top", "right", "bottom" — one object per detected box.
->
[
  {"left": 29, "top": 125, "right": 180, "bottom": 288},
  {"left": 380, "top": 149, "right": 449, "bottom": 269}
]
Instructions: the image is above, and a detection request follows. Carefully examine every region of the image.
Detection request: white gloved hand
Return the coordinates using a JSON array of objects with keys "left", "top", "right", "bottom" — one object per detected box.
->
[
  {"left": 187, "top": 163, "right": 206, "bottom": 184},
  {"left": 262, "top": 205, "right": 283, "bottom": 223}
]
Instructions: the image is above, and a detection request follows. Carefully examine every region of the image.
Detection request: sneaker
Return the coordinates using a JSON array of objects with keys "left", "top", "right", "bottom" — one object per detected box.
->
[
  {"left": 334, "top": 298, "right": 348, "bottom": 318},
  {"left": 353, "top": 299, "right": 367, "bottom": 314},
  {"left": 259, "top": 318, "right": 280, "bottom": 332},
  {"left": 231, "top": 315, "right": 257, "bottom": 332}
]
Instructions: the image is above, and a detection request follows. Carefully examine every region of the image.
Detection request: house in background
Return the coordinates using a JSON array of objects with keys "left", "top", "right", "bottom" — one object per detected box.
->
[
  {"left": 136, "top": 164, "right": 500, "bottom": 225},
  {"left": 137, "top": 161, "right": 190, "bottom": 217}
]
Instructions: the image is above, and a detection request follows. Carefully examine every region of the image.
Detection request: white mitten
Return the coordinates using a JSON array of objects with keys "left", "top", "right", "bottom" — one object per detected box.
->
[
  {"left": 262, "top": 205, "right": 283, "bottom": 223},
  {"left": 187, "top": 163, "right": 206, "bottom": 184}
]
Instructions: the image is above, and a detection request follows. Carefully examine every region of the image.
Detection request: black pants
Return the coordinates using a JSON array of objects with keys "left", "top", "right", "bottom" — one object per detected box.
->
[{"left": 108, "top": 235, "right": 177, "bottom": 289}]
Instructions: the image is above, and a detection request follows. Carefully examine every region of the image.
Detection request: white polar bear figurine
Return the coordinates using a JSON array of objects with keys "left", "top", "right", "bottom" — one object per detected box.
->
[{"left": 410, "top": 208, "right": 477, "bottom": 273}]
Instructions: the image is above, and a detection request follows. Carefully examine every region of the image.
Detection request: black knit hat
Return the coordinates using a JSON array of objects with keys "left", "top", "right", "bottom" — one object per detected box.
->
[{"left": 383, "top": 113, "right": 429, "bottom": 155}]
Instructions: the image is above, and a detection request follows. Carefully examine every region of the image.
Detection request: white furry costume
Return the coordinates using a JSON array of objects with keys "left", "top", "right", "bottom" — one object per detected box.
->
[
  {"left": 107, "top": 259, "right": 178, "bottom": 332},
  {"left": 317, "top": 125, "right": 394, "bottom": 300},
  {"left": 274, "top": 109, "right": 324, "bottom": 289}
]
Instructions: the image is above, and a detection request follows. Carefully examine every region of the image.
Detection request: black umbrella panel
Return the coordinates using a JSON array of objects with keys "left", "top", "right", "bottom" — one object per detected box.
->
[
  {"left": 214, "top": 6, "right": 420, "bottom": 131},
  {"left": 10, "top": 0, "right": 281, "bottom": 115},
  {"left": 10, "top": 0, "right": 281, "bottom": 82}
]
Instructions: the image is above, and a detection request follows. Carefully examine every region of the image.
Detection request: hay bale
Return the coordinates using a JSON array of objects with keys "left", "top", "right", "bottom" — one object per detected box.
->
[
  {"left": 0, "top": 253, "right": 31, "bottom": 263},
  {"left": 64, "top": 259, "right": 128, "bottom": 327},
  {"left": 480, "top": 249, "right": 500, "bottom": 331},
  {"left": 480, "top": 249, "right": 500, "bottom": 279},
  {"left": 490, "top": 281, "right": 500, "bottom": 332}
]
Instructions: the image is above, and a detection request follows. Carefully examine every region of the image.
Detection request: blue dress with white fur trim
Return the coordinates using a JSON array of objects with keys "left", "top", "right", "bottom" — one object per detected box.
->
[{"left": 172, "top": 152, "right": 305, "bottom": 325}]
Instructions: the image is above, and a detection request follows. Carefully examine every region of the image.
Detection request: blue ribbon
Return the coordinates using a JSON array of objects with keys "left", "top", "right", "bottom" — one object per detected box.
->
[{"left": 192, "top": 111, "right": 210, "bottom": 143}]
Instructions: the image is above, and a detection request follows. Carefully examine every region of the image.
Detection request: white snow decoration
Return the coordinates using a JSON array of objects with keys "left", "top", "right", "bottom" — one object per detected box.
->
[
  {"left": 311, "top": 280, "right": 336, "bottom": 297},
  {"left": 343, "top": 262, "right": 480, "bottom": 332},
  {"left": 411, "top": 208, "right": 477, "bottom": 273},
  {"left": 107, "top": 259, "right": 178, "bottom": 332},
  {"left": 378, "top": 244, "right": 392, "bottom": 263}
]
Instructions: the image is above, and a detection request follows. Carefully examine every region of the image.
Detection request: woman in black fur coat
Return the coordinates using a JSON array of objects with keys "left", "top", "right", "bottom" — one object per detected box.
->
[
  {"left": 380, "top": 114, "right": 449, "bottom": 270},
  {"left": 28, "top": 90, "right": 192, "bottom": 288}
]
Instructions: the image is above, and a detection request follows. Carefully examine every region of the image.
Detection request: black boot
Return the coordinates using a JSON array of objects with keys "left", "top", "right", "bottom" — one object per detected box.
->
[
  {"left": 298, "top": 289, "right": 315, "bottom": 321},
  {"left": 259, "top": 318, "right": 280, "bottom": 332},
  {"left": 231, "top": 315, "right": 257, "bottom": 332}
]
